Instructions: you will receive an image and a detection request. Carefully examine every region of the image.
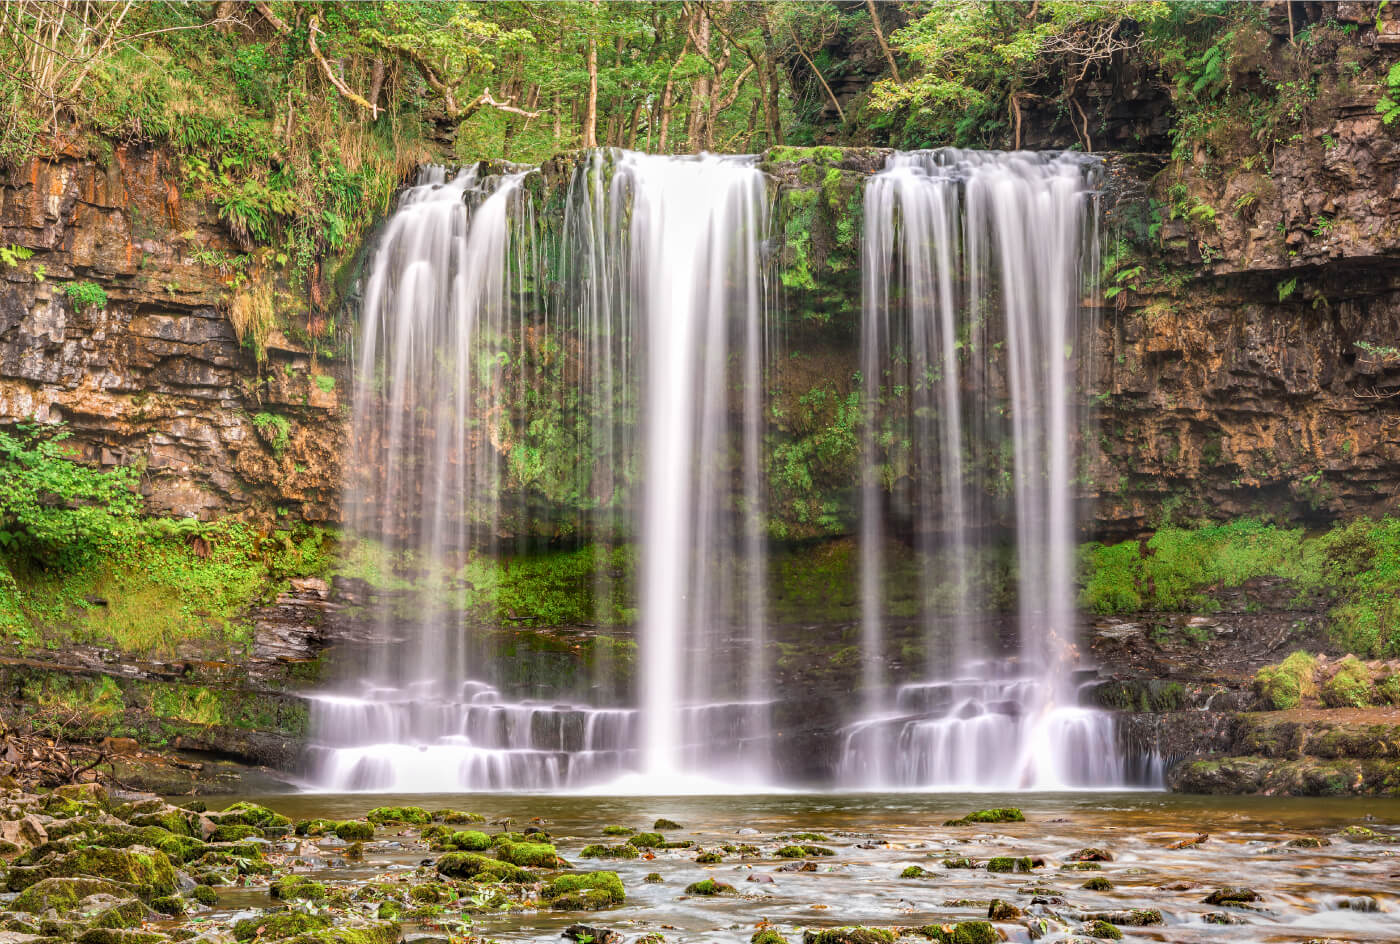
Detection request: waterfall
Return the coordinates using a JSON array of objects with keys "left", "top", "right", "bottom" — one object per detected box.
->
[
  {"left": 309, "top": 154, "right": 772, "bottom": 792},
  {"left": 839, "top": 149, "right": 1134, "bottom": 790}
]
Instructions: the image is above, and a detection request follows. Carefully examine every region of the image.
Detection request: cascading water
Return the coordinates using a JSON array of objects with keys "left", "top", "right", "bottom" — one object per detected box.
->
[
  {"left": 308, "top": 153, "right": 772, "bottom": 792},
  {"left": 838, "top": 149, "right": 1137, "bottom": 790}
]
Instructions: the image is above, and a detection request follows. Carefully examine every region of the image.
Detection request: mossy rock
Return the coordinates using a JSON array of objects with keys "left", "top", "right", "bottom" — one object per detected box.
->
[
  {"left": 801, "top": 929, "right": 895, "bottom": 944},
  {"left": 434, "top": 810, "right": 486, "bottom": 824},
  {"left": 1202, "top": 887, "right": 1259, "bottom": 906},
  {"left": 54, "top": 783, "right": 110, "bottom": 807},
  {"left": 1081, "top": 877, "right": 1114, "bottom": 891},
  {"left": 10, "top": 846, "right": 178, "bottom": 900},
  {"left": 435, "top": 853, "right": 535, "bottom": 883},
  {"left": 84, "top": 895, "right": 152, "bottom": 930},
  {"left": 942, "top": 858, "right": 976, "bottom": 869},
  {"left": 218, "top": 803, "right": 291, "bottom": 829},
  {"left": 234, "top": 912, "right": 333, "bottom": 941},
  {"left": 543, "top": 871, "right": 625, "bottom": 911},
  {"left": 1286, "top": 836, "right": 1329, "bottom": 848},
  {"left": 987, "top": 899, "right": 1021, "bottom": 920},
  {"left": 333, "top": 821, "right": 374, "bottom": 842},
  {"left": 210, "top": 824, "right": 262, "bottom": 843},
  {"left": 365, "top": 806, "right": 431, "bottom": 826},
  {"left": 1321, "top": 656, "right": 1374, "bottom": 708},
  {"left": 148, "top": 896, "right": 185, "bottom": 917},
  {"left": 909, "top": 922, "right": 998, "bottom": 944},
  {"left": 491, "top": 840, "right": 560, "bottom": 867},
  {"left": 684, "top": 878, "right": 737, "bottom": 897},
  {"left": 408, "top": 883, "right": 448, "bottom": 903},
  {"left": 77, "top": 930, "right": 168, "bottom": 944},
  {"left": 1085, "top": 910, "right": 1163, "bottom": 927},
  {"left": 643, "top": 872, "right": 663, "bottom": 883},
  {"left": 900, "top": 865, "right": 926, "bottom": 878},
  {"left": 434, "top": 830, "right": 491, "bottom": 852},
  {"left": 269, "top": 877, "right": 328, "bottom": 902},
  {"left": 695, "top": 850, "right": 723, "bottom": 864},
  {"left": 775, "top": 844, "right": 834, "bottom": 858},
  {"left": 783, "top": 832, "right": 831, "bottom": 843},
  {"left": 128, "top": 812, "right": 192, "bottom": 837},
  {"left": 1066, "top": 847, "right": 1113, "bottom": 862},
  {"left": 580, "top": 843, "right": 639, "bottom": 860},
  {"left": 10, "top": 877, "right": 127, "bottom": 912},
  {"left": 986, "top": 856, "right": 1036, "bottom": 873},
  {"left": 377, "top": 902, "right": 403, "bottom": 921},
  {"left": 281, "top": 921, "right": 400, "bottom": 944},
  {"left": 752, "top": 931, "right": 789, "bottom": 944},
  {"left": 188, "top": 886, "right": 218, "bottom": 907},
  {"left": 626, "top": 832, "right": 666, "bottom": 848},
  {"left": 1084, "top": 920, "right": 1122, "bottom": 940},
  {"left": 294, "top": 819, "right": 337, "bottom": 838},
  {"left": 601, "top": 825, "right": 634, "bottom": 836},
  {"left": 943, "top": 808, "right": 1024, "bottom": 826},
  {"left": 652, "top": 818, "right": 683, "bottom": 830}
]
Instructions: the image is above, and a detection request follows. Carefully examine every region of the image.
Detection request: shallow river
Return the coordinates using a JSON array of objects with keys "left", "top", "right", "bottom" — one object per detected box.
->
[{"left": 223, "top": 791, "right": 1400, "bottom": 943}]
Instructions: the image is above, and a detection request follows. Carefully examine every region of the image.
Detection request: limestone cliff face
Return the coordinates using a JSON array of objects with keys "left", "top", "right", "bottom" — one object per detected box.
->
[{"left": 0, "top": 147, "right": 345, "bottom": 521}]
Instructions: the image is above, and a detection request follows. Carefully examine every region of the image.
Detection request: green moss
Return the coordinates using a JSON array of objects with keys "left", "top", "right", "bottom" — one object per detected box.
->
[
  {"left": 580, "top": 843, "right": 638, "bottom": 860},
  {"left": 1254, "top": 651, "right": 1318, "bottom": 709},
  {"left": 900, "top": 865, "right": 926, "bottom": 878},
  {"left": 270, "top": 877, "right": 328, "bottom": 901},
  {"left": 752, "top": 932, "right": 789, "bottom": 944},
  {"left": 491, "top": 840, "right": 558, "bottom": 867},
  {"left": 942, "top": 857, "right": 976, "bottom": 869},
  {"left": 149, "top": 895, "right": 185, "bottom": 916},
  {"left": 601, "top": 824, "right": 633, "bottom": 836},
  {"left": 365, "top": 806, "right": 431, "bottom": 825},
  {"left": 1084, "top": 920, "right": 1122, "bottom": 940},
  {"left": 1082, "top": 877, "right": 1114, "bottom": 891},
  {"left": 776, "top": 844, "right": 834, "bottom": 858},
  {"left": 435, "top": 853, "right": 534, "bottom": 883},
  {"left": 1321, "top": 656, "right": 1373, "bottom": 708},
  {"left": 944, "top": 808, "right": 1024, "bottom": 826},
  {"left": 435, "top": 830, "right": 491, "bottom": 852},
  {"left": 280, "top": 922, "right": 400, "bottom": 944},
  {"left": 683, "top": 878, "right": 736, "bottom": 897},
  {"left": 210, "top": 824, "right": 261, "bottom": 843},
  {"left": 985, "top": 856, "right": 1035, "bottom": 873},
  {"left": 803, "top": 930, "right": 896, "bottom": 944},
  {"left": 652, "top": 818, "right": 683, "bottom": 830},
  {"left": 910, "top": 923, "right": 998, "bottom": 944},
  {"left": 333, "top": 821, "right": 374, "bottom": 841},
  {"left": 189, "top": 885, "right": 217, "bottom": 907},
  {"left": 695, "top": 850, "right": 723, "bottom": 864},
  {"left": 543, "top": 871, "right": 625, "bottom": 910},
  {"left": 294, "top": 819, "right": 336, "bottom": 837},
  {"left": 626, "top": 831, "right": 665, "bottom": 848},
  {"left": 10, "top": 877, "right": 126, "bottom": 912},
  {"left": 220, "top": 802, "right": 292, "bottom": 829},
  {"left": 435, "top": 810, "right": 486, "bottom": 824}
]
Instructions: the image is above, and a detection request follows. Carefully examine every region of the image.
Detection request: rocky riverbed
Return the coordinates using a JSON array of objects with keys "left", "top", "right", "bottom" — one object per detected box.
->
[{"left": 0, "top": 787, "right": 1396, "bottom": 944}]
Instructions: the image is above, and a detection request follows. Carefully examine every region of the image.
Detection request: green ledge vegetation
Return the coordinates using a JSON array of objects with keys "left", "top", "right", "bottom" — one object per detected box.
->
[{"left": 1080, "top": 517, "right": 1400, "bottom": 657}]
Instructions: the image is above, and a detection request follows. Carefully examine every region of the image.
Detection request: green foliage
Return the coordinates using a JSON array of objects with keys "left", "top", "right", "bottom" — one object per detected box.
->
[
  {"left": 1318, "top": 517, "right": 1400, "bottom": 657},
  {"left": 253, "top": 412, "right": 292, "bottom": 456},
  {"left": 0, "top": 244, "right": 33, "bottom": 267},
  {"left": 59, "top": 281, "right": 108, "bottom": 314},
  {"left": 313, "top": 374, "right": 336, "bottom": 394},
  {"left": 1254, "top": 650, "right": 1317, "bottom": 710},
  {"left": 1376, "top": 61, "right": 1400, "bottom": 124},
  {"left": 0, "top": 423, "right": 140, "bottom": 566},
  {"left": 1320, "top": 655, "right": 1373, "bottom": 708}
]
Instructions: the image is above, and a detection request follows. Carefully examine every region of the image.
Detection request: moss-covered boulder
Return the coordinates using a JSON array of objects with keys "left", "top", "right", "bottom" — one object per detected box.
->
[
  {"left": 281, "top": 921, "right": 400, "bottom": 944},
  {"left": 10, "top": 877, "right": 127, "bottom": 912},
  {"left": 216, "top": 803, "right": 291, "bottom": 829},
  {"left": 909, "top": 922, "right": 998, "bottom": 944},
  {"left": 434, "top": 810, "right": 486, "bottom": 824},
  {"left": 752, "top": 931, "right": 789, "bottom": 944},
  {"left": 435, "top": 853, "right": 535, "bottom": 883},
  {"left": 9, "top": 846, "right": 178, "bottom": 900},
  {"left": 492, "top": 840, "right": 561, "bottom": 868},
  {"left": 333, "top": 821, "right": 374, "bottom": 842},
  {"left": 233, "top": 912, "right": 334, "bottom": 941},
  {"left": 683, "top": 878, "right": 737, "bottom": 897},
  {"left": 801, "top": 929, "right": 896, "bottom": 944},
  {"left": 1084, "top": 920, "right": 1122, "bottom": 940},
  {"left": 943, "top": 808, "right": 1024, "bottom": 826},
  {"left": 434, "top": 830, "right": 491, "bottom": 852},
  {"left": 601, "top": 825, "right": 633, "bottom": 836},
  {"left": 776, "top": 844, "right": 834, "bottom": 858},
  {"left": 625, "top": 832, "right": 665, "bottom": 848},
  {"left": 210, "top": 824, "right": 262, "bottom": 843},
  {"left": 652, "top": 818, "right": 683, "bottom": 830},
  {"left": 543, "top": 872, "right": 625, "bottom": 910},
  {"left": 269, "top": 877, "right": 328, "bottom": 901},
  {"left": 580, "top": 843, "right": 639, "bottom": 860},
  {"left": 76, "top": 930, "right": 168, "bottom": 944},
  {"left": 986, "top": 856, "right": 1036, "bottom": 873},
  {"left": 1203, "top": 887, "right": 1259, "bottom": 906},
  {"left": 365, "top": 806, "right": 432, "bottom": 826}
]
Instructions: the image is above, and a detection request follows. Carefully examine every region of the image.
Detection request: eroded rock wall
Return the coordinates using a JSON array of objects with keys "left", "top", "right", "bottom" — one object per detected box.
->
[{"left": 0, "top": 147, "right": 346, "bottom": 521}]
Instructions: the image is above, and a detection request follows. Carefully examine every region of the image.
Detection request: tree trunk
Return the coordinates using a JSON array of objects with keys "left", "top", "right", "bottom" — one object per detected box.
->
[
  {"left": 583, "top": 1, "right": 599, "bottom": 148},
  {"left": 866, "top": 0, "right": 901, "bottom": 82}
]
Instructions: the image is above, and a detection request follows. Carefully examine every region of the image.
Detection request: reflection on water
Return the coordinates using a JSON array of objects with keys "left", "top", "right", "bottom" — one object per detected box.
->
[{"left": 226, "top": 791, "right": 1400, "bottom": 944}]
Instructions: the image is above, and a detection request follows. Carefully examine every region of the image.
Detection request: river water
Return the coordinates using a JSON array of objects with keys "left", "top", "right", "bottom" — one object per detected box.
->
[{"left": 220, "top": 791, "right": 1400, "bottom": 943}]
